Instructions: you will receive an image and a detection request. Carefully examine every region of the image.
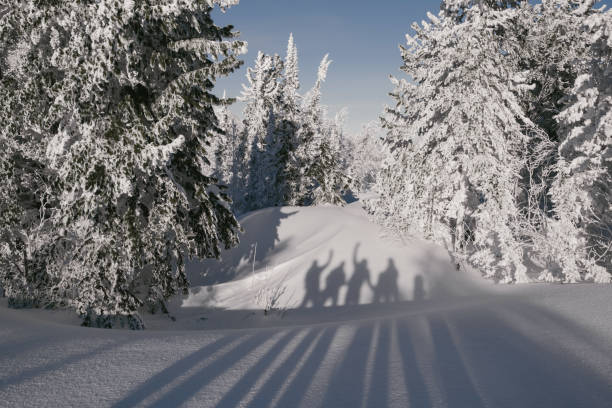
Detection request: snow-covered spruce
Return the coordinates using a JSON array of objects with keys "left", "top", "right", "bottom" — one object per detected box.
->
[
  {"left": 0, "top": 0, "right": 246, "bottom": 327},
  {"left": 211, "top": 35, "right": 350, "bottom": 214},
  {"left": 548, "top": 10, "right": 612, "bottom": 283},
  {"left": 342, "top": 120, "right": 387, "bottom": 193},
  {"left": 370, "top": 0, "right": 611, "bottom": 283}
]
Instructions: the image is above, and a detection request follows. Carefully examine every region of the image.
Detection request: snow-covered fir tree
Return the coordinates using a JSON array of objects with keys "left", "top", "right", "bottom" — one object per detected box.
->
[
  {"left": 230, "top": 36, "right": 349, "bottom": 212},
  {"left": 237, "top": 51, "right": 284, "bottom": 211},
  {"left": 274, "top": 33, "right": 303, "bottom": 205},
  {"left": 0, "top": 0, "right": 246, "bottom": 327},
  {"left": 370, "top": 0, "right": 611, "bottom": 283},
  {"left": 371, "top": 4, "right": 544, "bottom": 282},
  {"left": 343, "top": 121, "right": 386, "bottom": 193},
  {"left": 546, "top": 10, "right": 612, "bottom": 282},
  {"left": 208, "top": 93, "right": 244, "bottom": 202},
  {"left": 294, "top": 54, "right": 350, "bottom": 205}
]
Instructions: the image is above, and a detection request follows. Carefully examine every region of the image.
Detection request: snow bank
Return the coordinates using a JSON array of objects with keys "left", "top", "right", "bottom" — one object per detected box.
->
[{"left": 185, "top": 202, "right": 487, "bottom": 311}]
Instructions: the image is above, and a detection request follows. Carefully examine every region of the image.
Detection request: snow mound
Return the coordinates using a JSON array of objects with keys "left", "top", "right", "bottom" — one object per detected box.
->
[{"left": 185, "top": 202, "right": 486, "bottom": 311}]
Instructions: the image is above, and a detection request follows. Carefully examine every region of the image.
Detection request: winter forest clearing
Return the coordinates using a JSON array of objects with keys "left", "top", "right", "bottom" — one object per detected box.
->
[{"left": 1, "top": 0, "right": 611, "bottom": 407}]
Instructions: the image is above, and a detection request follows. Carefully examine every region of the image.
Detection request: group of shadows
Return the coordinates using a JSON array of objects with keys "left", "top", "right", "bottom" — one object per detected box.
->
[{"left": 300, "top": 244, "right": 425, "bottom": 308}]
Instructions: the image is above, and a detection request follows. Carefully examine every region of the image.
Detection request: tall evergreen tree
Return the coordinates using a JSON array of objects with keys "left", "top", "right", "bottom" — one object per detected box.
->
[
  {"left": 238, "top": 51, "right": 284, "bottom": 212},
  {"left": 372, "top": 0, "right": 610, "bottom": 283},
  {"left": 372, "top": 3, "right": 553, "bottom": 282},
  {"left": 295, "top": 54, "right": 349, "bottom": 205},
  {"left": 275, "top": 33, "right": 302, "bottom": 204},
  {"left": 547, "top": 10, "right": 612, "bottom": 282},
  {"left": 0, "top": 0, "right": 246, "bottom": 326},
  {"left": 234, "top": 36, "right": 349, "bottom": 211}
]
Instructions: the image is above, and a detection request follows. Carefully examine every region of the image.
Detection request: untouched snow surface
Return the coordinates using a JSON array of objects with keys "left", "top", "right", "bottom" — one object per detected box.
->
[{"left": 2, "top": 201, "right": 612, "bottom": 407}]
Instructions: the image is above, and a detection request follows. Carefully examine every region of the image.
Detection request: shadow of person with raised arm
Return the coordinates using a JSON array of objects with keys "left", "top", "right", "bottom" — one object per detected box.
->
[
  {"left": 322, "top": 262, "right": 346, "bottom": 307},
  {"left": 374, "top": 258, "right": 400, "bottom": 303},
  {"left": 345, "top": 244, "right": 373, "bottom": 305},
  {"left": 413, "top": 274, "right": 426, "bottom": 301},
  {"left": 300, "top": 251, "right": 332, "bottom": 308}
]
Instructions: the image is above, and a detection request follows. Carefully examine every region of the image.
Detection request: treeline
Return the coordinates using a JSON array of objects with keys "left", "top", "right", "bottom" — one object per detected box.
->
[
  {"left": 207, "top": 34, "right": 350, "bottom": 214},
  {"left": 370, "top": 0, "right": 611, "bottom": 283}
]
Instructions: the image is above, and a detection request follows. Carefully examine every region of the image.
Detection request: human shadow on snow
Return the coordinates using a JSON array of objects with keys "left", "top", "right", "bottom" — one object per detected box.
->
[
  {"left": 374, "top": 258, "right": 401, "bottom": 303},
  {"left": 345, "top": 243, "right": 374, "bottom": 305},
  {"left": 299, "top": 244, "right": 422, "bottom": 309},
  {"left": 300, "top": 251, "right": 333, "bottom": 308},
  {"left": 322, "top": 261, "right": 346, "bottom": 307}
]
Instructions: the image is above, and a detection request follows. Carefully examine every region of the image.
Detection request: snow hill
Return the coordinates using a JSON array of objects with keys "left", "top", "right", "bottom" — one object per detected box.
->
[
  {"left": 184, "top": 202, "right": 485, "bottom": 313},
  {"left": 1, "top": 201, "right": 612, "bottom": 407}
]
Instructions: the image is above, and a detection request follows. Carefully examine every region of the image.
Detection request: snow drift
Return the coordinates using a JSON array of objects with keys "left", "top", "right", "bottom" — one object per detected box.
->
[{"left": 184, "top": 202, "right": 487, "bottom": 311}]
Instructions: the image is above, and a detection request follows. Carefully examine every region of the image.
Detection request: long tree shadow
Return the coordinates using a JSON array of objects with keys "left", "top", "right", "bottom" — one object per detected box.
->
[
  {"left": 396, "top": 319, "right": 432, "bottom": 407},
  {"left": 275, "top": 326, "right": 338, "bottom": 407},
  {"left": 427, "top": 315, "right": 484, "bottom": 407},
  {"left": 402, "top": 304, "right": 612, "bottom": 408},
  {"left": 475, "top": 304, "right": 612, "bottom": 407},
  {"left": 0, "top": 332, "right": 73, "bottom": 363},
  {"left": 366, "top": 321, "right": 392, "bottom": 407},
  {"left": 320, "top": 324, "right": 375, "bottom": 407},
  {"left": 112, "top": 334, "right": 237, "bottom": 408},
  {"left": 1, "top": 337, "right": 135, "bottom": 390},
  {"left": 214, "top": 329, "right": 298, "bottom": 407},
  {"left": 246, "top": 328, "right": 321, "bottom": 407},
  {"left": 352, "top": 301, "right": 612, "bottom": 408},
  {"left": 149, "top": 332, "right": 271, "bottom": 408},
  {"left": 100, "top": 299, "right": 612, "bottom": 408}
]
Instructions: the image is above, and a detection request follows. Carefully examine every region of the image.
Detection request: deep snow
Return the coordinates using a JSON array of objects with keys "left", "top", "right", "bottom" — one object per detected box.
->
[{"left": 1, "top": 201, "right": 612, "bottom": 407}]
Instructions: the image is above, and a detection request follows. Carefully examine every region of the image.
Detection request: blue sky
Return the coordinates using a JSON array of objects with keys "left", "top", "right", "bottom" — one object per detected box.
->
[{"left": 214, "top": 0, "right": 611, "bottom": 136}]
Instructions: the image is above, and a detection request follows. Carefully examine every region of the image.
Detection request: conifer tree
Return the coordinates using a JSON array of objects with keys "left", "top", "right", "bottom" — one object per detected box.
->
[
  {"left": 212, "top": 95, "right": 243, "bottom": 196},
  {"left": 235, "top": 36, "right": 349, "bottom": 211},
  {"left": 275, "top": 33, "right": 302, "bottom": 204},
  {"left": 373, "top": 0, "right": 610, "bottom": 283},
  {"left": 547, "top": 10, "right": 612, "bottom": 282},
  {"left": 371, "top": 3, "right": 551, "bottom": 282},
  {"left": 238, "top": 51, "right": 284, "bottom": 212},
  {"left": 295, "top": 54, "right": 349, "bottom": 205},
  {"left": 0, "top": 0, "right": 246, "bottom": 327}
]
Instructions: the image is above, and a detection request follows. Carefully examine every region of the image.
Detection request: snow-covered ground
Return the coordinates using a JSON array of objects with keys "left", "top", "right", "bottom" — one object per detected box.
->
[{"left": 1, "top": 201, "right": 612, "bottom": 407}]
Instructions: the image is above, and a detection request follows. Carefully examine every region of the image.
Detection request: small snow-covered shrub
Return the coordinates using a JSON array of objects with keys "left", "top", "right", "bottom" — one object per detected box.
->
[{"left": 255, "top": 281, "right": 288, "bottom": 316}]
